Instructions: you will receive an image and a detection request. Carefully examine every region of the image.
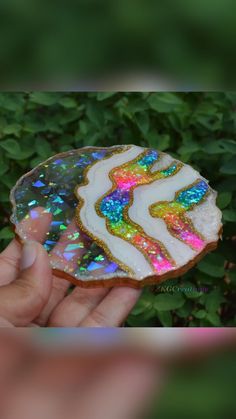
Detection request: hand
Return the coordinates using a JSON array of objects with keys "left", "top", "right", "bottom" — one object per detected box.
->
[
  {"left": 0, "top": 208, "right": 141, "bottom": 327},
  {"left": 0, "top": 335, "right": 158, "bottom": 419},
  {"left": 0, "top": 330, "right": 234, "bottom": 419}
]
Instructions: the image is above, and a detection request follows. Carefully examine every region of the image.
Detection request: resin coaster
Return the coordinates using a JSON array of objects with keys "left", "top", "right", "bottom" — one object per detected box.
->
[{"left": 10, "top": 145, "right": 222, "bottom": 288}]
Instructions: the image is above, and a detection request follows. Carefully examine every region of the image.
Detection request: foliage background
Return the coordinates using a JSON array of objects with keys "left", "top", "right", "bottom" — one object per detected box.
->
[
  {"left": 1, "top": 0, "right": 236, "bottom": 88},
  {"left": 150, "top": 348, "right": 236, "bottom": 419},
  {"left": 0, "top": 92, "right": 235, "bottom": 327}
]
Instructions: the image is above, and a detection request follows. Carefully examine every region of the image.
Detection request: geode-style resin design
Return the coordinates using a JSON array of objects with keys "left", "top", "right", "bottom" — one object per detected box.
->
[{"left": 10, "top": 145, "right": 222, "bottom": 288}]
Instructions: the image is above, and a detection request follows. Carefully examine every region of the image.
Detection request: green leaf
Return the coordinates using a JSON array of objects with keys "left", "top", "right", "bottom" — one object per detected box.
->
[
  {"left": 130, "top": 290, "right": 155, "bottom": 316},
  {"left": 0, "top": 151, "right": 9, "bottom": 175},
  {"left": 147, "top": 131, "right": 170, "bottom": 150},
  {"left": 30, "top": 92, "right": 61, "bottom": 106},
  {"left": 78, "top": 120, "right": 88, "bottom": 135},
  {"left": 9, "top": 150, "right": 35, "bottom": 160},
  {"left": 206, "top": 312, "right": 222, "bottom": 326},
  {"left": 59, "top": 97, "right": 77, "bottom": 108},
  {"left": 0, "top": 139, "right": 35, "bottom": 159},
  {"left": 197, "top": 253, "right": 225, "bottom": 278},
  {"left": 82, "top": 132, "right": 101, "bottom": 146},
  {"left": 0, "top": 226, "right": 14, "bottom": 240},
  {"left": 0, "top": 139, "right": 21, "bottom": 155},
  {"left": 193, "top": 309, "right": 207, "bottom": 319},
  {"left": 35, "top": 138, "right": 53, "bottom": 158},
  {"left": 157, "top": 310, "right": 173, "bottom": 326},
  {"left": 86, "top": 101, "right": 104, "bottom": 128},
  {"left": 153, "top": 293, "right": 185, "bottom": 311},
  {"left": 205, "top": 139, "right": 236, "bottom": 154},
  {"left": 0, "top": 93, "right": 25, "bottom": 111},
  {"left": 221, "top": 140, "right": 236, "bottom": 153},
  {"left": 3, "top": 123, "right": 21, "bottom": 137},
  {"left": 178, "top": 139, "right": 201, "bottom": 155},
  {"left": 30, "top": 156, "right": 45, "bottom": 168},
  {"left": 181, "top": 281, "right": 203, "bottom": 299},
  {"left": 97, "top": 92, "right": 116, "bottom": 101},
  {"left": 220, "top": 156, "right": 236, "bottom": 174},
  {"left": 205, "top": 289, "right": 225, "bottom": 313},
  {"left": 128, "top": 98, "right": 149, "bottom": 114},
  {"left": 126, "top": 309, "right": 156, "bottom": 326},
  {"left": 195, "top": 271, "right": 216, "bottom": 285},
  {"left": 148, "top": 93, "right": 186, "bottom": 113},
  {"left": 135, "top": 112, "right": 150, "bottom": 136},
  {"left": 223, "top": 209, "right": 236, "bottom": 222},
  {"left": 216, "top": 191, "right": 232, "bottom": 209},
  {"left": 156, "top": 134, "right": 170, "bottom": 151},
  {"left": 175, "top": 300, "right": 193, "bottom": 318},
  {"left": 59, "top": 110, "right": 79, "bottom": 125},
  {"left": 0, "top": 161, "right": 8, "bottom": 175}
]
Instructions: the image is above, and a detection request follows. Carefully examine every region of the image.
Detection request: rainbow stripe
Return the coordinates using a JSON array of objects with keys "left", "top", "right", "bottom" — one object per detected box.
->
[
  {"left": 150, "top": 180, "right": 209, "bottom": 251},
  {"left": 97, "top": 150, "right": 182, "bottom": 274}
]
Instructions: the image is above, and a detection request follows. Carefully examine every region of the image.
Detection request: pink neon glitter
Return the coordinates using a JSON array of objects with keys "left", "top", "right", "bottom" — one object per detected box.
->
[
  {"left": 150, "top": 182, "right": 208, "bottom": 252},
  {"left": 99, "top": 150, "right": 179, "bottom": 273}
]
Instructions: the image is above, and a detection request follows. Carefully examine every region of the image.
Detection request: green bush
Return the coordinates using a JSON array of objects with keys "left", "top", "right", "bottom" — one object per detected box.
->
[
  {"left": 1, "top": 1, "right": 236, "bottom": 87},
  {"left": 0, "top": 92, "right": 235, "bottom": 326},
  {"left": 151, "top": 349, "right": 236, "bottom": 419}
]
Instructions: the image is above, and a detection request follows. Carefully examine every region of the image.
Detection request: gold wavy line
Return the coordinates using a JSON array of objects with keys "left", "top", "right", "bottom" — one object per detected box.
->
[
  {"left": 95, "top": 150, "right": 184, "bottom": 272},
  {"left": 149, "top": 178, "right": 210, "bottom": 250},
  {"left": 75, "top": 146, "right": 134, "bottom": 275}
]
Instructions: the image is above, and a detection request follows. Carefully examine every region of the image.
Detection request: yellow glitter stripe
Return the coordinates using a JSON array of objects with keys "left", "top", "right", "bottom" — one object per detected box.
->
[{"left": 149, "top": 178, "right": 210, "bottom": 249}]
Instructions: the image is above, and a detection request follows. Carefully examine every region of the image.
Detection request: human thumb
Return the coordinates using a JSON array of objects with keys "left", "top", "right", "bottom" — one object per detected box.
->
[{"left": 0, "top": 241, "right": 52, "bottom": 326}]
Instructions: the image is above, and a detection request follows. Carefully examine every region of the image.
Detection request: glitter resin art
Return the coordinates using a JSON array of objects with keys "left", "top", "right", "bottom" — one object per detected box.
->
[{"left": 10, "top": 145, "right": 222, "bottom": 288}]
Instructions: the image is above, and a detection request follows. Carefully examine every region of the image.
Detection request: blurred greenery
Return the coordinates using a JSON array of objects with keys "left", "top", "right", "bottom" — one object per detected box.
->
[
  {"left": 150, "top": 349, "right": 236, "bottom": 419},
  {"left": 0, "top": 92, "right": 236, "bottom": 327},
  {"left": 0, "top": 1, "right": 236, "bottom": 88}
]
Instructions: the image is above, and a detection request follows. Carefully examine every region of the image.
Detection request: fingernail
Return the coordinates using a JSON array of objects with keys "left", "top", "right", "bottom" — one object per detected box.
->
[{"left": 21, "top": 241, "right": 37, "bottom": 270}]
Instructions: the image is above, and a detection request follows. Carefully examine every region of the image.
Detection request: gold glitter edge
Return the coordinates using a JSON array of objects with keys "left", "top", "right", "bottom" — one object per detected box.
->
[
  {"left": 75, "top": 146, "right": 135, "bottom": 276},
  {"left": 149, "top": 178, "right": 211, "bottom": 250},
  {"left": 95, "top": 149, "right": 184, "bottom": 272}
]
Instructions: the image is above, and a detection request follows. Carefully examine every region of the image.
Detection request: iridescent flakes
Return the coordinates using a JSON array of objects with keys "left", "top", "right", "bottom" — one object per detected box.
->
[
  {"left": 11, "top": 145, "right": 222, "bottom": 286},
  {"left": 11, "top": 147, "right": 127, "bottom": 280}
]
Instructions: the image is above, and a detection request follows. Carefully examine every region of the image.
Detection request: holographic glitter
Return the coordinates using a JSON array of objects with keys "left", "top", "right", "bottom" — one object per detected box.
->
[
  {"left": 10, "top": 147, "right": 127, "bottom": 279},
  {"left": 96, "top": 149, "right": 183, "bottom": 274},
  {"left": 150, "top": 180, "right": 209, "bottom": 251},
  {"left": 11, "top": 145, "right": 221, "bottom": 285}
]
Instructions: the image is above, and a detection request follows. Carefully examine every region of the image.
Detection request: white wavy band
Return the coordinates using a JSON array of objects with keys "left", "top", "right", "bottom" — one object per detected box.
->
[
  {"left": 76, "top": 146, "right": 222, "bottom": 280},
  {"left": 77, "top": 146, "right": 155, "bottom": 278}
]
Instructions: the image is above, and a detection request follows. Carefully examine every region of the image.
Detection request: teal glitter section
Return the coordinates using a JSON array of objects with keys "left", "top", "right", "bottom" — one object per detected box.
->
[
  {"left": 137, "top": 149, "right": 159, "bottom": 167},
  {"left": 176, "top": 180, "right": 209, "bottom": 208},
  {"left": 161, "top": 164, "right": 177, "bottom": 177},
  {"left": 100, "top": 150, "right": 159, "bottom": 224}
]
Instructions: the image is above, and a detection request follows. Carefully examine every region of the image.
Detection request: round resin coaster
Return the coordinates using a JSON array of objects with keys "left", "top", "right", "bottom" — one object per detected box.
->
[{"left": 10, "top": 145, "right": 222, "bottom": 288}]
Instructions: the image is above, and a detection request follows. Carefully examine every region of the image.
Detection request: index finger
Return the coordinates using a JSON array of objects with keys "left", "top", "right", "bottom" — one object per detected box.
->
[{"left": 80, "top": 287, "right": 142, "bottom": 327}]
